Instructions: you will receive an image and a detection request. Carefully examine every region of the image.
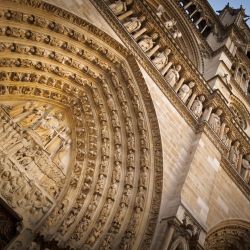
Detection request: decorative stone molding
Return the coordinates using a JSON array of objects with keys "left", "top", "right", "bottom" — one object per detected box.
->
[{"left": 204, "top": 219, "right": 250, "bottom": 250}]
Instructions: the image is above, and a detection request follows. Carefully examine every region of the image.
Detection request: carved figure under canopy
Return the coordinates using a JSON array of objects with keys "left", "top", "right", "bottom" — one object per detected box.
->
[
  {"left": 241, "top": 154, "right": 250, "bottom": 182},
  {"left": 109, "top": 0, "right": 133, "bottom": 16},
  {"left": 164, "top": 18, "right": 177, "bottom": 29},
  {"left": 229, "top": 141, "right": 240, "bottom": 167},
  {"left": 208, "top": 109, "right": 222, "bottom": 134},
  {"left": 124, "top": 16, "right": 146, "bottom": 33},
  {"left": 177, "top": 81, "right": 195, "bottom": 103},
  {"left": 165, "top": 65, "right": 181, "bottom": 87},
  {"left": 222, "top": 127, "right": 230, "bottom": 147},
  {"left": 152, "top": 48, "right": 171, "bottom": 70},
  {"left": 190, "top": 95, "right": 205, "bottom": 119},
  {"left": 138, "top": 33, "right": 158, "bottom": 52}
]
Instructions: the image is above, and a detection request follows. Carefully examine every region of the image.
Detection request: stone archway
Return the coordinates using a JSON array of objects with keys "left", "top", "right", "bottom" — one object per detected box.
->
[
  {"left": 204, "top": 220, "right": 250, "bottom": 250},
  {"left": 0, "top": 0, "right": 163, "bottom": 249}
]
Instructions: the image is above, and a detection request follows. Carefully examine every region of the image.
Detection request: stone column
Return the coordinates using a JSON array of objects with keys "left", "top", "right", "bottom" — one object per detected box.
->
[
  {"left": 174, "top": 77, "right": 185, "bottom": 92},
  {"left": 195, "top": 17, "right": 203, "bottom": 26},
  {"left": 201, "top": 24, "right": 208, "bottom": 34},
  {"left": 161, "top": 62, "right": 173, "bottom": 76},
  {"left": 133, "top": 27, "right": 147, "bottom": 39},
  {"left": 118, "top": 10, "right": 134, "bottom": 21},
  {"left": 147, "top": 45, "right": 160, "bottom": 58},
  {"left": 184, "top": 1, "right": 193, "bottom": 10},
  {"left": 202, "top": 106, "right": 213, "bottom": 121},
  {"left": 187, "top": 92, "right": 197, "bottom": 109},
  {"left": 162, "top": 224, "right": 175, "bottom": 249},
  {"left": 237, "top": 153, "right": 243, "bottom": 173},
  {"left": 219, "top": 122, "right": 226, "bottom": 140}
]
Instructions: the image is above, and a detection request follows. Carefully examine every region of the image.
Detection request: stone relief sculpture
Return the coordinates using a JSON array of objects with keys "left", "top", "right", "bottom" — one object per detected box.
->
[
  {"left": 177, "top": 81, "right": 195, "bottom": 103},
  {"left": 109, "top": 0, "right": 133, "bottom": 16},
  {"left": 222, "top": 127, "right": 230, "bottom": 147},
  {"left": 0, "top": 101, "right": 72, "bottom": 198},
  {"left": 164, "top": 18, "right": 177, "bottom": 29},
  {"left": 152, "top": 48, "right": 171, "bottom": 70},
  {"left": 229, "top": 141, "right": 240, "bottom": 167},
  {"left": 124, "top": 16, "right": 146, "bottom": 33},
  {"left": 165, "top": 65, "right": 182, "bottom": 87},
  {"left": 138, "top": 33, "right": 159, "bottom": 52},
  {"left": 190, "top": 95, "right": 205, "bottom": 119},
  {"left": 208, "top": 109, "right": 223, "bottom": 134},
  {"left": 241, "top": 154, "right": 250, "bottom": 183}
]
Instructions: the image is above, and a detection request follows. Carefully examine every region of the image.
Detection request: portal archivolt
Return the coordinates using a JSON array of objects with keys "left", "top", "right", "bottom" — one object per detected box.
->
[{"left": 0, "top": 0, "right": 162, "bottom": 249}]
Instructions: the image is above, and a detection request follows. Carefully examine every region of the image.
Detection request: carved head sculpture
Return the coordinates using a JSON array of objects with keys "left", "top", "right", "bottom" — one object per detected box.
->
[
  {"left": 176, "top": 64, "right": 182, "bottom": 72},
  {"left": 55, "top": 111, "right": 64, "bottom": 121},
  {"left": 164, "top": 48, "right": 171, "bottom": 55},
  {"left": 151, "top": 33, "right": 159, "bottom": 40},
  {"left": 188, "top": 81, "right": 195, "bottom": 88},
  {"left": 139, "top": 16, "right": 146, "bottom": 22},
  {"left": 224, "top": 127, "right": 230, "bottom": 134},
  {"left": 233, "top": 140, "right": 240, "bottom": 148},
  {"left": 215, "top": 109, "right": 223, "bottom": 116},
  {"left": 200, "top": 95, "right": 205, "bottom": 102}
]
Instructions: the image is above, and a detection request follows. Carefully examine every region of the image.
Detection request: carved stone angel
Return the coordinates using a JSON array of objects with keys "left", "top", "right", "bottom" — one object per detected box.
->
[
  {"left": 208, "top": 109, "right": 222, "bottom": 134},
  {"left": 190, "top": 95, "right": 205, "bottom": 119},
  {"left": 124, "top": 15, "right": 146, "bottom": 33},
  {"left": 165, "top": 65, "right": 182, "bottom": 87},
  {"left": 138, "top": 33, "right": 158, "bottom": 52},
  {"left": 177, "top": 81, "right": 195, "bottom": 103},
  {"left": 109, "top": 0, "right": 133, "bottom": 16}
]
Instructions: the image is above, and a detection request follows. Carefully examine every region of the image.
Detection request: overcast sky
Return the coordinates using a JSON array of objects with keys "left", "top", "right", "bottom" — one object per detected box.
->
[{"left": 208, "top": 0, "right": 250, "bottom": 25}]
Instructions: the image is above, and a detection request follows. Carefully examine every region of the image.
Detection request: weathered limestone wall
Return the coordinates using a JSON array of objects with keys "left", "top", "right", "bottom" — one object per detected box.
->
[
  {"left": 181, "top": 132, "right": 250, "bottom": 231},
  {"left": 138, "top": 66, "right": 198, "bottom": 249}
]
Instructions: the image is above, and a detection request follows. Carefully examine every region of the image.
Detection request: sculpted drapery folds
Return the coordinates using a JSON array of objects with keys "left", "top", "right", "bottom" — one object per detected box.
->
[{"left": 0, "top": 1, "right": 162, "bottom": 249}]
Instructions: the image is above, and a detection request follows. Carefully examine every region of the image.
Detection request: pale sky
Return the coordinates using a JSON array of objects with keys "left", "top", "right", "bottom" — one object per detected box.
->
[{"left": 208, "top": 0, "right": 250, "bottom": 25}]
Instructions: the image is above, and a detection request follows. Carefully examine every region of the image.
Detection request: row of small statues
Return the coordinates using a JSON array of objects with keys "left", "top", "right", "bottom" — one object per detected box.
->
[
  {"left": 109, "top": 0, "right": 182, "bottom": 41},
  {"left": 0, "top": 153, "right": 51, "bottom": 221}
]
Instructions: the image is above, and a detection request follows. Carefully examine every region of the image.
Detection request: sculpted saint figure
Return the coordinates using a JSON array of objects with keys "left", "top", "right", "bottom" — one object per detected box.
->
[
  {"left": 229, "top": 141, "right": 240, "bottom": 167},
  {"left": 152, "top": 48, "right": 171, "bottom": 70},
  {"left": 138, "top": 33, "right": 158, "bottom": 52},
  {"left": 241, "top": 154, "right": 250, "bottom": 182},
  {"left": 164, "top": 18, "right": 177, "bottom": 29},
  {"left": 124, "top": 16, "right": 146, "bottom": 33},
  {"left": 19, "top": 104, "right": 49, "bottom": 128},
  {"left": 109, "top": 0, "right": 133, "bottom": 16},
  {"left": 208, "top": 109, "right": 223, "bottom": 134},
  {"left": 177, "top": 81, "right": 195, "bottom": 103},
  {"left": 222, "top": 127, "right": 230, "bottom": 147},
  {"left": 165, "top": 65, "right": 182, "bottom": 87},
  {"left": 191, "top": 95, "right": 205, "bottom": 119}
]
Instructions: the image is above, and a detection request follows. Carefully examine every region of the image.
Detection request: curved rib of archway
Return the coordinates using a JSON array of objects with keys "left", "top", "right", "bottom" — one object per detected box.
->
[
  {"left": 0, "top": 1, "right": 163, "bottom": 249},
  {"left": 205, "top": 219, "right": 250, "bottom": 250}
]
